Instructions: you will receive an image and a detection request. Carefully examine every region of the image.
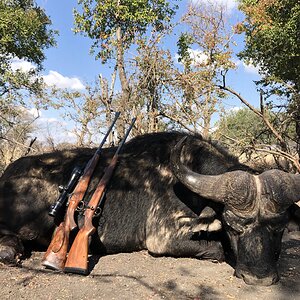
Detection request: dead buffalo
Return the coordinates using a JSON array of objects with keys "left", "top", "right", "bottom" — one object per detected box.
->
[{"left": 0, "top": 131, "right": 299, "bottom": 286}]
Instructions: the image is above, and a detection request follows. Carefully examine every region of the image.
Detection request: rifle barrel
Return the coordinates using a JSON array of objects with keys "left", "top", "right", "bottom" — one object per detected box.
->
[{"left": 96, "top": 112, "right": 121, "bottom": 155}]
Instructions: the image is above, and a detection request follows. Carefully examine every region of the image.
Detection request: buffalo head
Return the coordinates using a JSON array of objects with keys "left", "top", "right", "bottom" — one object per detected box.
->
[{"left": 171, "top": 137, "right": 300, "bottom": 286}]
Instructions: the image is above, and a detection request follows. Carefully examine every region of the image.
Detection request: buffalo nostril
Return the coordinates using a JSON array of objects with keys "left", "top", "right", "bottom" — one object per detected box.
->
[{"left": 239, "top": 272, "right": 251, "bottom": 284}]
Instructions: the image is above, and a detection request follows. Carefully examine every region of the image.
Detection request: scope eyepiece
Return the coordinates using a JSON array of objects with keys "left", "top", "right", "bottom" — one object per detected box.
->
[{"left": 48, "top": 201, "right": 64, "bottom": 217}]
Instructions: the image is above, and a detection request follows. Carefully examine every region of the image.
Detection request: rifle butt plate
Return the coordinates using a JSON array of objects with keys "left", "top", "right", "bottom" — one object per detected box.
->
[
  {"left": 42, "top": 259, "right": 63, "bottom": 271},
  {"left": 64, "top": 266, "right": 88, "bottom": 275}
]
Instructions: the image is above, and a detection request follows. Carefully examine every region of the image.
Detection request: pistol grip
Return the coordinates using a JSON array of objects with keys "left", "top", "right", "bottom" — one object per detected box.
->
[{"left": 69, "top": 217, "right": 77, "bottom": 231}]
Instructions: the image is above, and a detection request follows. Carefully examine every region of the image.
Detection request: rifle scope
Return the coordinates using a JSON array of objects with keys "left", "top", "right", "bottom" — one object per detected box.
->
[{"left": 48, "top": 166, "right": 83, "bottom": 218}]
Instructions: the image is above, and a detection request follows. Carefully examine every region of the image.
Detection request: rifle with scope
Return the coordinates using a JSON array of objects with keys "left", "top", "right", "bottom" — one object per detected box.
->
[
  {"left": 64, "top": 117, "right": 136, "bottom": 275},
  {"left": 42, "top": 112, "right": 120, "bottom": 271}
]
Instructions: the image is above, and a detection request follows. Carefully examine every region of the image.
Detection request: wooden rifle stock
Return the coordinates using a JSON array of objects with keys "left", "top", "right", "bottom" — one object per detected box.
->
[
  {"left": 64, "top": 155, "right": 118, "bottom": 274},
  {"left": 42, "top": 112, "right": 120, "bottom": 271},
  {"left": 64, "top": 117, "right": 136, "bottom": 275}
]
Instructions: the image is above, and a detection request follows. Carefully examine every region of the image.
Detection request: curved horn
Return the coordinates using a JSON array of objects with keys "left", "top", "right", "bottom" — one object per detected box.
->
[
  {"left": 260, "top": 170, "right": 300, "bottom": 211},
  {"left": 171, "top": 137, "right": 256, "bottom": 211}
]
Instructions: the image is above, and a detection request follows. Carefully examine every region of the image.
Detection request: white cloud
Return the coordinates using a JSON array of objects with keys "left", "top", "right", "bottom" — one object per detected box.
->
[
  {"left": 20, "top": 108, "right": 61, "bottom": 124},
  {"left": 20, "top": 107, "right": 61, "bottom": 125},
  {"left": 10, "top": 58, "right": 85, "bottom": 90},
  {"left": 215, "top": 0, "right": 237, "bottom": 11},
  {"left": 191, "top": 0, "right": 238, "bottom": 12},
  {"left": 18, "top": 106, "right": 41, "bottom": 119},
  {"left": 27, "top": 108, "right": 41, "bottom": 118},
  {"left": 175, "top": 48, "right": 208, "bottom": 66},
  {"left": 233, "top": 59, "right": 260, "bottom": 75},
  {"left": 229, "top": 106, "right": 243, "bottom": 112},
  {"left": 11, "top": 58, "right": 36, "bottom": 72},
  {"left": 30, "top": 112, "right": 73, "bottom": 143},
  {"left": 188, "top": 49, "right": 209, "bottom": 65},
  {"left": 242, "top": 62, "right": 260, "bottom": 75},
  {"left": 39, "top": 116, "right": 62, "bottom": 124},
  {"left": 43, "top": 70, "right": 85, "bottom": 90}
]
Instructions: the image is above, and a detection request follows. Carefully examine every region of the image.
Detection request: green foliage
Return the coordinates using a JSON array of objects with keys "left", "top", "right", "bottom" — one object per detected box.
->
[
  {"left": 176, "top": 32, "right": 193, "bottom": 70},
  {"left": 74, "top": 0, "right": 179, "bottom": 62},
  {"left": 238, "top": 0, "right": 300, "bottom": 93},
  {"left": 215, "top": 107, "right": 296, "bottom": 156},
  {"left": 171, "top": 3, "right": 235, "bottom": 137},
  {"left": 0, "top": 0, "right": 57, "bottom": 96},
  {"left": 0, "top": 0, "right": 56, "bottom": 67},
  {"left": 216, "top": 108, "right": 273, "bottom": 146},
  {"left": 0, "top": 0, "right": 57, "bottom": 173}
]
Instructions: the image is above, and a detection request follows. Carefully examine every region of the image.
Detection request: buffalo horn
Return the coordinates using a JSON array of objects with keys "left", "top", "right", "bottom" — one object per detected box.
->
[
  {"left": 171, "top": 137, "right": 256, "bottom": 212},
  {"left": 260, "top": 170, "right": 300, "bottom": 211}
]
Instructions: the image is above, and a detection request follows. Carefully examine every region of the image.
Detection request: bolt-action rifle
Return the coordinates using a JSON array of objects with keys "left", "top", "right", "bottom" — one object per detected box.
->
[
  {"left": 42, "top": 112, "right": 121, "bottom": 271},
  {"left": 64, "top": 117, "right": 136, "bottom": 275}
]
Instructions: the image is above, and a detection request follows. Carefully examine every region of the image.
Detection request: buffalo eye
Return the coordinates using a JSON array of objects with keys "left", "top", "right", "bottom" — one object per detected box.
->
[
  {"left": 263, "top": 213, "right": 289, "bottom": 233},
  {"left": 267, "top": 224, "right": 285, "bottom": 233},
  {"left": 223, "top": 210, "right": 245, "bottom": 233}
]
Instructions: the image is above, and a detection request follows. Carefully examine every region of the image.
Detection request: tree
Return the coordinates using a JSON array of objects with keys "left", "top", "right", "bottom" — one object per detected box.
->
[
  {"left": 0, "top": 105, "right": 38, "bottom": 174},
  {"left": 0, "top": 0, "right": 56, "bottom": 172},
  {"left": 73, "top": 0, "right": 178, "bottom": 136},
  {"left": 214, "top": 99, "right": 299, "bottom": 171},
  {"left": 0, "top": 0, "right": 56, "bottom": 96},
  {"left": 130, "top": 31, "right": 173, "bottom": 134},
  {"left": 216, "top": 108, "right": 268, "bottom": 145},
  {"left": 238, "top": 0, "right": 299, "bottom": 93},
  {"left": 165, "top": 1, "right": 235, "bottom": 137},
  {"left": 57, "top": 78, "right": 120, "bottom": 147},
  {"left": 215, "top": 107, "right": 284, "bottom": 150},
  {"left": 237, "top": 0, "right": 300, "bottom": 160}
]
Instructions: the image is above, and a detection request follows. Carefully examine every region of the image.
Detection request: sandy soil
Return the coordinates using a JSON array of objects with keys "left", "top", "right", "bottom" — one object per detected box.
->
[{"left": 0, "top": 231, "right": 299, "bottom": 300}]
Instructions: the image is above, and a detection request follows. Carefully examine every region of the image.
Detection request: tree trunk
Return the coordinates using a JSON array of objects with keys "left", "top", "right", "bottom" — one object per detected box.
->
[
  {"left": 202, "top": 91, "right": 212, "bottom": 139},
  {"left": 116, "top": 26, "right": 130, "bottom": 138},
  {"left": 295, "top": 96, "right": 300, "bottom": 166}
]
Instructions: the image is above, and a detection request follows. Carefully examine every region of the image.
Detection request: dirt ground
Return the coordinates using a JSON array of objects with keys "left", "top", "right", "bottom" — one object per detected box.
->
[{"left": 0, "top": 231, "right": 299, "bottom": 300}]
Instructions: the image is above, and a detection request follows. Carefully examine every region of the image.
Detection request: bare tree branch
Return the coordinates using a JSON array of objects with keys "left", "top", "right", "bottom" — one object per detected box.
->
[
  {"left": 0, "top": 136, "right": 38, "bottom": 153},
  {"left": 252, "top": 146, "right": 300, "bottom": 172},
  {"left": 217, "top": 75, "right": 288, "bottom": 151}
]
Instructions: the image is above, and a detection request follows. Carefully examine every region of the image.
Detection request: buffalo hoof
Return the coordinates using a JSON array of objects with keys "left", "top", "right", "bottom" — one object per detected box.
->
[
  {"left": 234, "top": 269, "right": 279, "bottom": 286},
  {"left": 0, "top": 235, "right": 24, "bottom": 266},
  {"left": 0, "top": 245, "right": 20, "bottom": 266},
  {"left": 197, "top": 240, "right": 225, "bottom": 262}
]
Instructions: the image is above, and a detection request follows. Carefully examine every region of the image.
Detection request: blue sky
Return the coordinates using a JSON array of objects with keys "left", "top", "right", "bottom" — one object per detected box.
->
[
  {"left": 32, "top": 0, "right": 262, "bottom": 93},
  {"left": 15, "top": 0, "right": 263, "bottom": 143}
]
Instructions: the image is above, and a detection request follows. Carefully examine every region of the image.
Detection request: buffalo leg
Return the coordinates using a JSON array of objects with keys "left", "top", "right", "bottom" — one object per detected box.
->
[
  {"left": 146, "top": 233, "right": 224, "bottom": 262},
  {"left": 170, "top": 238, "right": 224, "bottom": 261},
  {"left": 0, "top": 232, "right": 24, "bottom": 265}
]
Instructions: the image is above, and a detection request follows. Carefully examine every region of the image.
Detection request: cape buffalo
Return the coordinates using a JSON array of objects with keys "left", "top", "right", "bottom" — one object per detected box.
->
[{"left": 0, "top": 131, "right": 299, "bottom": 286}]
